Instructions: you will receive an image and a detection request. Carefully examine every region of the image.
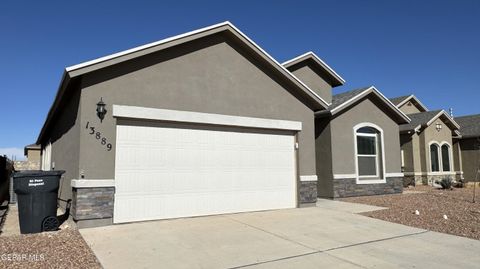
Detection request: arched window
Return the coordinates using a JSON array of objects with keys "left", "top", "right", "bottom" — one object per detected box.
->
[
  {"left": 441, "top": 144, "right": 451, "bottom": 172},
  {"left": 356, "top": 126, "right": 382, "bottom": 178},
  {"left": 430, "top": 143, "right": 440, "bottom": 172}
]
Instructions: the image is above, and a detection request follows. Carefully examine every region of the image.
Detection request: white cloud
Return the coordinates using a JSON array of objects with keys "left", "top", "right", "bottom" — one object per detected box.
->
[{"left": 0, "top": 147, "right": 25, "bottom": 161}]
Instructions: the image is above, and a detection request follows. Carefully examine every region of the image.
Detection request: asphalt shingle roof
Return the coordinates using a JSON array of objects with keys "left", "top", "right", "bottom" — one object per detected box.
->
[
  {"left": 455, "top": 114, "right": 480, "bottom": 138},
  {"left": 25, "top": 143, "right": 40, "bottom": 149},
  {"left": 399, "top": 110, "right": 442, "bottom": 132},
  {"left": 389, "top": 95, "right": 410, "bottom": 106},
  {"left": 330, "top": 87, "right": 371, "bottom": 111}
]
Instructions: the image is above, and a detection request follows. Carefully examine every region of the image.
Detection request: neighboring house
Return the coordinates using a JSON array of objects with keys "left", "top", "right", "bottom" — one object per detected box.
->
[
  {"left": 453, "top": 114, "right": 480, "bottom": 182},
  {"left": 283, "top": 53, "right": 409, "bottom": 198},
  {"left": 36, "top": 22, "right": 331, "bottom": 227},
  {"left": 13, "top": 144, "right": 41, "bottom": 170},
  {"left": 390, "top": 95, "right": 462, "bottom": 185},
  {"left": 24, "top": 143, "right": 41, "bottom": 162}
]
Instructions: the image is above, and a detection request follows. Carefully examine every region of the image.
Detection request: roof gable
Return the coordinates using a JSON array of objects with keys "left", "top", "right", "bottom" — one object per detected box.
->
[
  {"left": 399, "top": 110, "right": 460, "bottom": 133},
  {"left": 282, "top": 52, "right": 345, "bottom": 87},
  {"left": 390, "top": 94, "right": 428, "bottom": 113},
  {"left": 65, "top": 22, "right": 328, "bottom": 109},
  {"left": 37, "top": 22, "right": 330, "bottom": 144},
  {"left": 315, "top": 86, "right": 411, "bottom": 124}
]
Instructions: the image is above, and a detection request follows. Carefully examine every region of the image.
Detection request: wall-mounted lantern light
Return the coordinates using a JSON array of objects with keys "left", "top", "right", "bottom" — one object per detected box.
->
[
  {"left": 435, "top": 123, "right": 442, "bottom": 132},
  {"left": 96, "top": 97, "right": 107, "bottom": 122}
]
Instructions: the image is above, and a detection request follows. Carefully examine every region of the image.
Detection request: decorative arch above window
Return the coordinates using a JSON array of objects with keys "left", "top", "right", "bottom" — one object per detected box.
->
[
  {"left": 429, "top": 141, "right": 452, "bottom": 173},
  {"left": 354, "top": 123, "right": 386, "bottom": 184},
  {"left": 430, "top": 143, "right": 440, "bottom": 172},
  {"left": 441, "top": 143, "right": 451, "bottom": 172}
]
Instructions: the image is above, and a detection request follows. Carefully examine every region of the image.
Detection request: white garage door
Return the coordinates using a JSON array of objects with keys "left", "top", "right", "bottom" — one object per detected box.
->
[{"left": 114, "top": 123, "right": 297, "bottom": 223}]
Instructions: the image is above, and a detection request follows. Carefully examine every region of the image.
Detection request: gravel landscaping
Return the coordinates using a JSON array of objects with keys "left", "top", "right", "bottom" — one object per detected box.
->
[
  {"left": 0, "top": 229, "right": 101, "bottom": 269},
  {"left": 0, "top": 205, "right": 101, "bottom": 269},
  {"left": 341, "top": 185, "right": 480, "bottom": 240}
]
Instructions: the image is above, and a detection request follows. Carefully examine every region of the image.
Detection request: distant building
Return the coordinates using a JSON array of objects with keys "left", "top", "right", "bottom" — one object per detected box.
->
[
  {"left": 14, "top": 143, "right": 41, "bottom": 170},
  {"left": 24, "top": 143, "right": 41, "bottom": 162}
]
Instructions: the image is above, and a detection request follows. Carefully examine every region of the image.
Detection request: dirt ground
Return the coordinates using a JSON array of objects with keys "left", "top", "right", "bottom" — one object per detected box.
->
[{"left": 341, "top": 185, "right": 480, "bottom": 240}]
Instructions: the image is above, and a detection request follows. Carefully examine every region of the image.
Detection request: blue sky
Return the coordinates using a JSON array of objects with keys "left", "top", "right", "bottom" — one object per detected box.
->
[{"left": 1, "top": 0, "right": 479, "bottom": 160}]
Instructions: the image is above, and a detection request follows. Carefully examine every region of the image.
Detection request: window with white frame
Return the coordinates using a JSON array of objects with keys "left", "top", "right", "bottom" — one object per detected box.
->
[
  {"left": 429, "top": 142, "right": 452, "bottom": 173},
  {"left": 401, "top": 149, "right": 405, "bottom": 168},
  {"left": 430, "top": 143, "right": 440, "bottom": 172},
  {"left": 441, "top": 144, "right": 451, "bottom": 172},
  {"left": 356, "top": 126, "right": 381, "bottom": 178}
]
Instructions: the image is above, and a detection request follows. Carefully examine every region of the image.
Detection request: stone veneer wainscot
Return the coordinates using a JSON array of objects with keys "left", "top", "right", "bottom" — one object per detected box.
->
[{"left": 333, "top": 177, "right": 403, "bottom": 198}]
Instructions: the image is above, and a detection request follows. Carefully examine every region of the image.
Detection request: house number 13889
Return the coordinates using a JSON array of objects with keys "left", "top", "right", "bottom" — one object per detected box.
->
[{"left": 86, "top": 121, "right": 112, "bottom": 151}]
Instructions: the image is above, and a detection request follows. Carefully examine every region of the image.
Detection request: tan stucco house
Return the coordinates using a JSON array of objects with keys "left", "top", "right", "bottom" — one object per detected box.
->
[
  {"left": 24, "top": 144, "right": 41, "bottom": 162},
  {"left": 454, "top": 114, "right": 480, "bottom": 182},
  {"left": 283, "top": 53, "right": 410, "bottom": 198},
  {"left": 36, "top": 22, "right": 414, "bottom": 227},
  {"left": 37, "top": 22, "right": 334, "bottom": 227},
  {"left": 13, "top": 144, "right": 41, "bottom": 171},
  {"left": 389, "top": 95, "right": 463, "bottom": 185}
]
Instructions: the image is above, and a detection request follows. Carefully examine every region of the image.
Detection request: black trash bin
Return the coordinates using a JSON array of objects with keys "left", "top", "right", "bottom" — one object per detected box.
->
[{"left": 13, "top": 170, "right": 65, "bottom": 234}]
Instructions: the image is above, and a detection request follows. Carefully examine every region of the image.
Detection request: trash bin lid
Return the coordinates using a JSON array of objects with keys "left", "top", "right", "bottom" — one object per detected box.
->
[{"left": 13, "top": 170, "right": 65, "bottom": 178}]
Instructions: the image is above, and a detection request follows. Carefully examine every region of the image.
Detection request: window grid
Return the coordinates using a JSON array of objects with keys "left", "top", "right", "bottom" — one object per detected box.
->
[{"left": 356, "top": 132, "right": 379, "bottom": 178}]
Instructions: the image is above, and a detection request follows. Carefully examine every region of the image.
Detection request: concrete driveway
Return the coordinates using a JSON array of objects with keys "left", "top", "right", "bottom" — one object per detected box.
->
[{"left": 80, "top": 200, "right": 480, "bottom": 269}]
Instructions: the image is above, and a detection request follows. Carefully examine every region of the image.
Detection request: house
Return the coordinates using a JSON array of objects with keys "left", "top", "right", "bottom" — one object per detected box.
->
[
  {"left": 453, "top": 114, "right": 480, "bottom": 182},
  {"left": 389, "top": 95, "right": 463, "bottom": 185},
  {"left": 13, "top": 144, "right": 41, "bottom": 171},
  {"left": 283, "top": 53, "right": 409, "bottom": 198},
  {"left": 38, "top": 21, "right": 416, "bottom": 227},
  {"left": 36, "top": 22, "right": 332, "bottom": 227},
  {"left": 24, "top": 144, "right": 41, "bottom": 162}
]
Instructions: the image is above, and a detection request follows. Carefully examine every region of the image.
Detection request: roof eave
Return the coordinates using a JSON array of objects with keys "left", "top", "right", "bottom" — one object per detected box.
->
[
  {"left": 282, "top": 52, "right": 346, "bottom": 86},
  {"left": 426, "top": 110, "right": 461, "bottom": 130},
  {"left": 67, "top": 22, "right": 330, "bottom": 109},
  {"left": 396, "top": 94, "right": 428, "bottom": 112},
  {"left": 37, "top": 22, "right": 332, "bottom": 143},
  {"left": 325, "top": 86, "right": 411, "bottom": 124},
  {"left": 460, "top": 134, "right": 480, "bottom": 139},
  {"left": 36, "top": 71, "right": 70, "bottom": 145}
]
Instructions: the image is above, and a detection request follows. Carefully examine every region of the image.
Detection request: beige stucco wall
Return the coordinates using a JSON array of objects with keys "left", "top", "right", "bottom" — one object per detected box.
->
[
  {"left": 398, "top": 102, "right": 423, "bottom": 115},
  {"left": 421, "top": 117, "right": 454, "bottom": 173},
  {"left": 314, "top": 118, "right": 334, "bottom": 197},
  {"left": 26, "top": 149, "right": 41, "bottom": 162},
  {"left": 402, "top": 132, "right": 422, "bottom": 173},
  {"left": 44, "top": 83, "right": 82, "bottom": 208},
  {"left": 460, "top": 138, "right": 480, "bottom": 182},
  {"left": 453, "top": 139, "right": 462, "bottom": 174},
  {"left": 329, "top": 97, "right": 402, "bottom": 175},
  {"left": 412, "top": 133, "right": 422, "bottom": 172},
  {"left": 289, "top": 65, "right": 333, "bottom": 103},
  {"left": 400, "top": 134, "right": 413, "bottom": 172},
  {"left": 78, "top": 34, "right": 317, "bottom": 181}
]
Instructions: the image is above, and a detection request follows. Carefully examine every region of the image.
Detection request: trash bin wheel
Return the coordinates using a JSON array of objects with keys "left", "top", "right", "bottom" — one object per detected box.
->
[{"left": 42, "top": 216, "right": 59, "bottom": 232}]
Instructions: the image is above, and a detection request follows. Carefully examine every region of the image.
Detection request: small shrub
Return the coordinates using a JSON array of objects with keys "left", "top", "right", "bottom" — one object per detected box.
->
[
  {"left": 439, "top": 177, "right": 454, "bottom": 190},
  {"left": 454, "top": 179, "right": 465, "bottom": 188}
]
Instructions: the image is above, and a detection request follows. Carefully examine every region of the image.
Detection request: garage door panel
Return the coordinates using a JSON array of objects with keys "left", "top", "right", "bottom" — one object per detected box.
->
[
  {"left": 114, "top": 124, "right": 296, "bottom": 223},
  {"left": 115, "top": 188, "right": 295, "bottom": 223},
  {"left": 115, "top": 170, "right": 293, "bottom": 195}
]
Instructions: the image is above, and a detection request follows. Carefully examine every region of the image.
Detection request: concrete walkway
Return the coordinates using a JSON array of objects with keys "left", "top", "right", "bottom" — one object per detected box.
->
[{"left": 80, "top": 202, "right": 480, "bottom": 269}]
